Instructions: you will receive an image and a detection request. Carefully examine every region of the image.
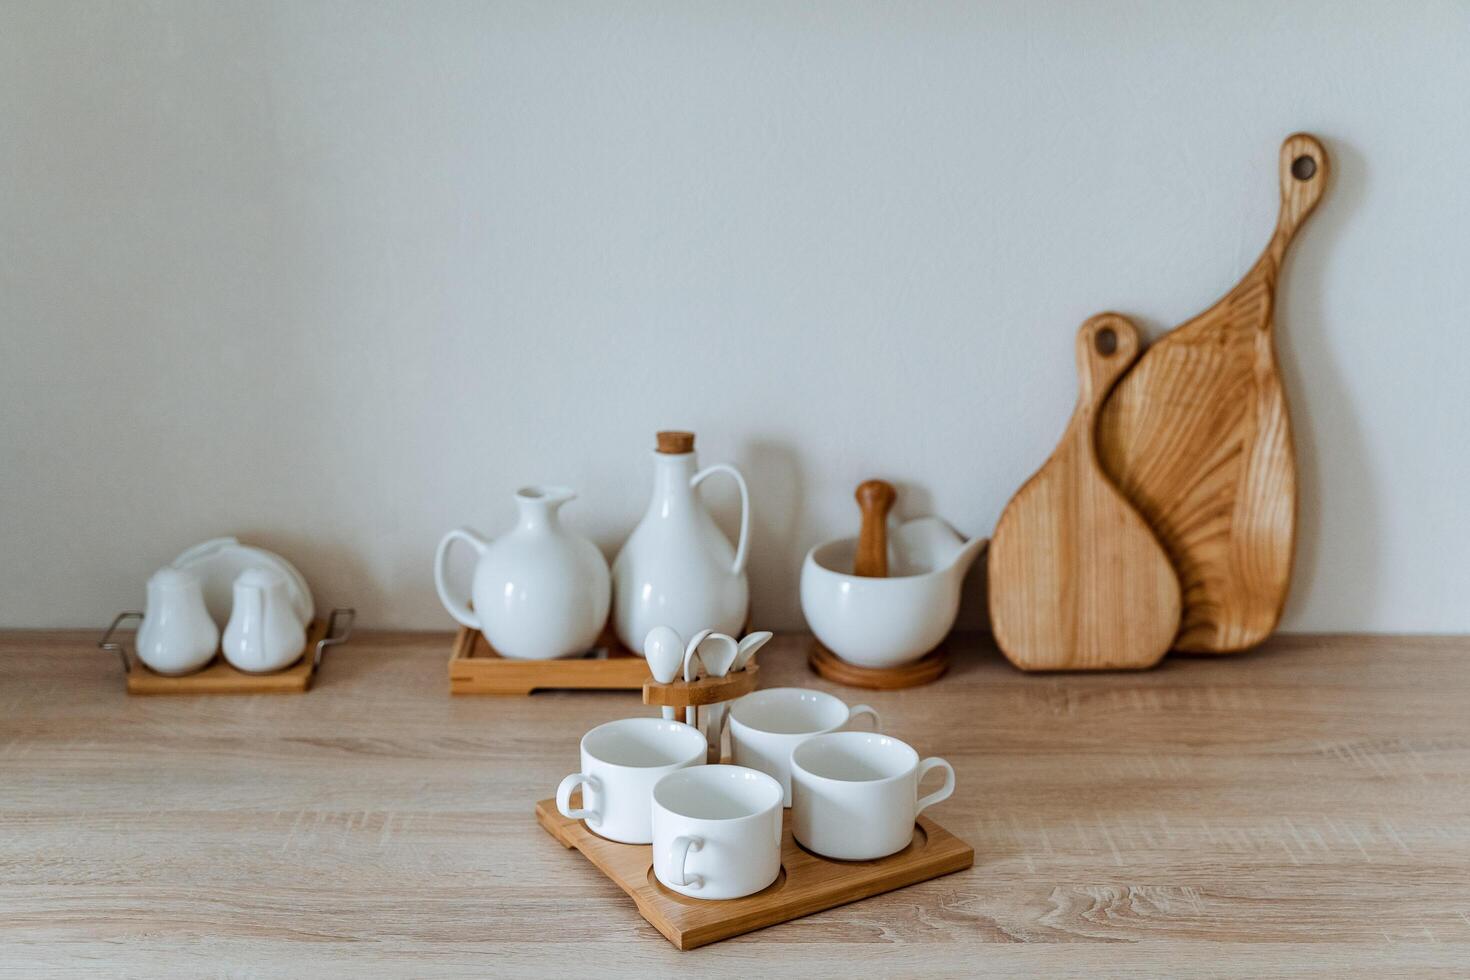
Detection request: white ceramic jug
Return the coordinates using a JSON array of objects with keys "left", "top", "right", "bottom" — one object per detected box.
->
[
  {"left": 612, "top": 432, "right": 750, "bottom": 652},
  {"left": 136, "top": 567, "right": 219, "bottom": 675},
  {"left": 222, "top": 567, "right": 308, "bottom": 673},
  {"left": 434, "top": 486, "right": 611, "bottom": 660}
]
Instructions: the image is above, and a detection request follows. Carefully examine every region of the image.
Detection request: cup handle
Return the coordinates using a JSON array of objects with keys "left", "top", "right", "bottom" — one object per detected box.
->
[
  {"left": 433, "top": 528, "right": 489, "bottom": 630},
  {"left": 556, "top": 773, "right": 601, "bottom": 826},
  {"left": 914, "top": 757, "right": 955, "bottom": 817},
  {"left": 668, "top": 835, "right": 704, "bottom": 889},
  {"left": 847, "top": 704, "right": 881, "bottom": 731}
]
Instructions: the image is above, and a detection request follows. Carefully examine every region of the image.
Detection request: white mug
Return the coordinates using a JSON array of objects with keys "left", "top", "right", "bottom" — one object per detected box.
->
[
  {"left": 728, "top": 688, "right": 880, "bottom": 806},
  {"left": 791, "top": 732, "right": 955, "bottom": 861},
  {"left": 557, "top": 718, "right": 706, "bottom": 845},
  {"left": 652, "top": 765, "right": 783, "bottom": 900}
]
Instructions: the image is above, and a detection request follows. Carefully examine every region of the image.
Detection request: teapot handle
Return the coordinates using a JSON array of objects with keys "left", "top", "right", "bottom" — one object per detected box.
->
[
  {"left": 433, "top": 528, "right": 489, "bottom": 630},
  {"left": 691, "top": 464, "right": 749, "bottom": 576}
]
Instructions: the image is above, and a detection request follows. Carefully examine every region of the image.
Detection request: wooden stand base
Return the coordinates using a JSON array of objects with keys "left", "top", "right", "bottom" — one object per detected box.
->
[
  {"left": 117, "top": 611, "right": 354, "bottom": 695},
  {"left": 448, "top": 625, "right": 650, "bottom": 695},
  {"left": 808, "top": 640, "right": 950, "bottom": 690},
  {"left": 537, "top": 796, "right": 973, "bottom": 950}
]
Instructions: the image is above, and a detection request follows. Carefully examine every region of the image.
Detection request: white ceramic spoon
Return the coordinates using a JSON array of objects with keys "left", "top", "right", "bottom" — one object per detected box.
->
[
  {"left": 713, "top": 630, "right": 775, "bottom": 748},
  {"left": 643, "top": 625, "right": 684, "bottom": 721},
  {"left": 732, "top": 630, "right": 773, "bottom": 672},
  {"left": 695, "top": 633, "right": 740, "bottom": 762},
  {"left": 681, "top": 629, "right": 713, "bottom": 728}
]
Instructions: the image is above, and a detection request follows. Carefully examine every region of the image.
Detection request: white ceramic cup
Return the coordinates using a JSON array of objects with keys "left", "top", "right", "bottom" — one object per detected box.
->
[
  {"left": 651, "top": 765, "right": 783, "bottom": 900},
  {"left": 791, "top": 732, "right": 955, "bottom": 861},
  {"left": 728, "top": 688, "right": 881, "bottom": 806},
  {"left": 557, "top": 718, "right": 706, "bottom": 844}
]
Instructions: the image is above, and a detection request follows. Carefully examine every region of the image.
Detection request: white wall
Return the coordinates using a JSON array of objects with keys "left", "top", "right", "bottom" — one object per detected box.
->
[{"left": 3, "top": 0, "right": 1467, "bottom": 632}]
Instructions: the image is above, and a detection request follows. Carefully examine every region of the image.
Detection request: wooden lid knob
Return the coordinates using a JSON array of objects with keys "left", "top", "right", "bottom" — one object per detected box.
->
[
  {"left": 854, "top": 479, "right": 896, "bottom": 578},
  {"left": 656, "top": 431, "right": 695, "bottom": 454}
]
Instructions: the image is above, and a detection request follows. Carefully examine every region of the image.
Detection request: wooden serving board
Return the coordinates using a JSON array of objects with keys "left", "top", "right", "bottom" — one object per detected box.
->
[
  {"left": 1097, "top": 133, "right": 1328, "bottom": 653},
  {"left": 127, "top": 617, "right": 339, "bottom": 695},
  {"left": 536, "top": 796, "right": 973, "bottom": 950},
  {"left": 448, "top": 625, "right": 650, "bottom": 695},
  {"left": 989, "top": 314, "right": 1182, "bottom": 671}
]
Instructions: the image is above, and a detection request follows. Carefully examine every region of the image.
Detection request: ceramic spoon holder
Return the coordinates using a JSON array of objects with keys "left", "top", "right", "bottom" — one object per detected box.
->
[{"left": 99, "top": 607, "right": 354, "bottom": 695}]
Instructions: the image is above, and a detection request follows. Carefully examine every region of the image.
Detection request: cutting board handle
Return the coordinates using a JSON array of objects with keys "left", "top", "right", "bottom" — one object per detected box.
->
[
  {"left": 1270, "top": 133, "right": 1329, "bottom": 261},
  {"left": 1074, "top": 313, "right": 1141, "bottom": 416}
]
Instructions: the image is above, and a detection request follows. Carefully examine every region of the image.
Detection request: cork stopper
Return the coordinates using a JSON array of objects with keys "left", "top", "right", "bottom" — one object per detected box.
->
[{"left": 656, "top": 431, "right": 696, "bottom": 454}]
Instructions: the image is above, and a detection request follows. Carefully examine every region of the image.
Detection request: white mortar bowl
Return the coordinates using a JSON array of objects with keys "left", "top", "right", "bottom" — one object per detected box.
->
[{"left": 799, "top": 532, "right": 982, "bottom": 669}]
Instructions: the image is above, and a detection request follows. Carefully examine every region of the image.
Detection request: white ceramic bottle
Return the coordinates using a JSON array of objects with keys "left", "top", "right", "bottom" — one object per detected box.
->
[
  {"left": 434, "top": 486, "right": 611, "bottom": 660},
  {"left": 612, "top": 432, "right": 750, "bottom": 653},
  {"left": 222, "top": 567, "right": 308, "bottom": 673},
  {"left": 135, "top": 567, "right": 219, "bottom": 675}
]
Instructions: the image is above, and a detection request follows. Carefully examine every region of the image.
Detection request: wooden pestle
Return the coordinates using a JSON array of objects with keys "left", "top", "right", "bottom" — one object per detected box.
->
[{"left": 853, "top": 480, "right": 896, "bottom": 578}]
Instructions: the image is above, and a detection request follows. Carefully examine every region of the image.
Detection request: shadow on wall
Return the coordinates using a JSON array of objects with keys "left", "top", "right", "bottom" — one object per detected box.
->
[
  {"left": 240, "top": 528, "right": 380, "bottom": 629},
  {"left": 1277, "top": 136, "right": 1373, "bottom": 630},
  {"left": 737, "top": 438, "right": 806, "bottom": 631}
]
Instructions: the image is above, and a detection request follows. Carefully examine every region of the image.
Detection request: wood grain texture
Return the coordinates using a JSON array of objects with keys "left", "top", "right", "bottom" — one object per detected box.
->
[
  {"left": 537, "top": 797, "right": 972, "bottom": 949},
  {"left": 809, "top": 639, "right": 950, "bottom": 690},
  {"left": 990, "top": 314, "right": 1183, "bottom": 670},
  {"left": 1097, "top": 133, "right": 1329, "bottom": 654},
  {"left": 642, "top": 662, "right": 759, "bottom": 708},
  {"left": 448, "top": 624, "right": 650, "bottom": 695},
  {"left": 3, "top": 630, "right": 1469, "bottom": 976},
  {"left": 656, "top": 430, "right": 695, "bottom": 454},
  {"left": 853, "top": 479, "right": 896, "bottom": 577}
]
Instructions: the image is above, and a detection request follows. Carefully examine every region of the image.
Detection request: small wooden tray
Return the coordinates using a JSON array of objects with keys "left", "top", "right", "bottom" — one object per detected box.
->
[
  {"left": 809, "top": 639, "right": 950, "bottom": 690},
  {"left": 100, "top": 608, "right": 355, "bottom": 695},
  {"left": 536, "top": 795, "right": 973, "bottom": 949},
  {"left": 449, "top": 625, "right": 650, "bottom": 695}
]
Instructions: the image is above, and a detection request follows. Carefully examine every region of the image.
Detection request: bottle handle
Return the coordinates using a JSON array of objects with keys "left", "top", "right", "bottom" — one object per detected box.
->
[
  {"left": 690, "top": 464, "right": 750, "bottom": 576},
  {"left": 433, "top": 528, "right": 489, "bottom": 630}
]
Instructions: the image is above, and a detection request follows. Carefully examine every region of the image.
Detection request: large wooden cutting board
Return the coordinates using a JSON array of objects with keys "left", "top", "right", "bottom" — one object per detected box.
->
[
  {"left": 1097, "top": 134, "right": 1328, "bottom": 653},
  {"left": 989, "top": 314, "right": 1182, "bottom": 671}
]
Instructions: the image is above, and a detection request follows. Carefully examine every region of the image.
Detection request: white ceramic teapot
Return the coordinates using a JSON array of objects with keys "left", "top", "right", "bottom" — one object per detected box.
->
[
  {"left": 612, "top": 432, "right": 750, "bottom": 653},
  {"left": 222, "top": 567, "right": 308, "bottom": 673},
  {"left": 434, "top": 486, "right": 611, "bottom": 660},
  {"left": 136, "top": 567, "right": 219, "bottom": 675}
]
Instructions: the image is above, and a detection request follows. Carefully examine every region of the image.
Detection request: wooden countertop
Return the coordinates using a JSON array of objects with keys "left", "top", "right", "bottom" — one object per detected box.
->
[{"left": 3, "top": 631, "right": 1468, "bottom": 975}]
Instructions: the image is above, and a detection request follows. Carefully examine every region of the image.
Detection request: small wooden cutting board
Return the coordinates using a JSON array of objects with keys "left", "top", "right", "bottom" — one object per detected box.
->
[{"left": 989, "top": 314, "right": 1182, "bottom": 671}]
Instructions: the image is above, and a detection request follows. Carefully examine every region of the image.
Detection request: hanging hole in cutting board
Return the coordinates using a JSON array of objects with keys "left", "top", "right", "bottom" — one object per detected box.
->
[
  {"left": 1291, "top": 155, "right": 1317, "bottom": 181},
  {"left": 1094, "top": 327, "right": 1118, "bottom": 356}
]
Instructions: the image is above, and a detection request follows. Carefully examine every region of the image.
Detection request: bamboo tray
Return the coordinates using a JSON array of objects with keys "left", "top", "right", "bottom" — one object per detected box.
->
[
  {"left": 449, "top": 625, "right": 650, "bottom": 695},
  {"left": 99, "top": 608, "right": 354, "bottom": 695},
  {"left": 537, "top": 794, "right": 973, "bottom": 949}
]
